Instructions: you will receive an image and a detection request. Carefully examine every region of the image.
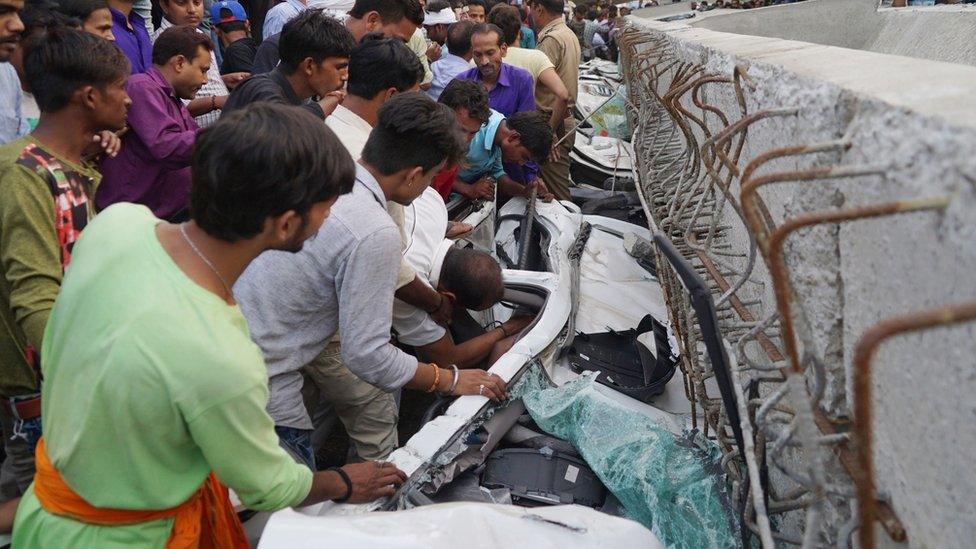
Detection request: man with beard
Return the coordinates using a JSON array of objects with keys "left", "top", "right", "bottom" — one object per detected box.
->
[
  {"left": 456, "top": 23, "right": 534, "bottom": 118},
  {"left": 456, "top": 23, "right": 551, "bottom": 201},
  {"left": 421, "top": 0, "right": 452, "bottom": 48},
  {"left": 97, "top": 25, "right": 211, "bottom": 221},
  {"left": 0, "top": 27, "right": 130, "bottom": 502},
  {"left": 0, "top": 0, "right": 26, "bottom": 144}
]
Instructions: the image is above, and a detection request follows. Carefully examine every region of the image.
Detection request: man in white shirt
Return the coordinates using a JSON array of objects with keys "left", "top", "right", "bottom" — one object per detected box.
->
[
  {"left": 327, "top": 34, "right": 422, "bottom": 158},
  {"left": 393, "top": 77, "right": 532, "bottom": 366},
  {"left": 394, "top": 223, "right": 531, "bottom": 367}
]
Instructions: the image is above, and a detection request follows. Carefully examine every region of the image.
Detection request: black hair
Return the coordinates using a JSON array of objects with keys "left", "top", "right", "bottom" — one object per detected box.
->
[
  {"left": 438, "top": 79, "right": 489, "bottom": 124},
  {"left": 152, "top": 24, "right": 213, "bottom": 65},
  {"left": 23, "top": 27, "right": 129, "bottom": 112},
  {"left": 487, "top": 3, "right": 521, "bottom": 45},
  {"left": 278, "top": 9, "right": 356, "bottom": 73},
  {"left": 445, "top": 19, "right": 474, "bottom": 56},
  {"left": 361, "top": 92, "right": 465, "bottom": 175},
  {"left": 216, "top": 20, "right": 247, "bottom": 33},
  {"left": 573, "top": 3, "right": 587, "bottom": 14},
  {"left": 191, "top": 103, "right": 355, "bottom": 242},
  {"left": 530, "top": 0, "right": 564, "bottom": 15},
  {"left": 348, "top": 0, "right": 423, "bottom": 26},
  {"left": 425, "top": 0, "right": 451, "bottom": 13},
  {"left": 19, "top": 0, "right": 66, "bottom": 35},
  {"left": 507, "top": 111, "right": 552, "bottom": 161},
  {"left": 215, "top": 8, "right": 248, "bottom": 34},
  {"left": 55, "top": 0, "right": 107, "bottom": 26},
  {"left": 470, "top": 22, "right": 503, "bottom": 46},
  {"left": 440, "top": 247, "right": 504, "bottom": 309},
  {"left": 586, "top": 8, "right": 597, "bottom": 19},
  {"left": 346, "top": 33, "right": 422, "bottom": 99},
  {"left": 465, "top": 0, "right": 487, "bottom": 12}
]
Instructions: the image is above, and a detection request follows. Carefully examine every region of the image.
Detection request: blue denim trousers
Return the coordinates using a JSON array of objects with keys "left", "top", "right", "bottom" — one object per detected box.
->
[{"left": 274, "top": 425, "right": 315, "bottom": 470}]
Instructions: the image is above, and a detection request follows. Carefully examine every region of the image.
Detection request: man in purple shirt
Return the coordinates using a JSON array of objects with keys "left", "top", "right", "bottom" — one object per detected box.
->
[
  {"left": 97, "top": 26, "right": 211, "bottom": 221},
  {"left": 108, "top": 0, "right": 152, "bottom": 73},
  {"left": 456, "top": 23, "right": 535, "bottom": 118},
  {"left": 456, "top": 24, "right": 541, "bottom": 194}
]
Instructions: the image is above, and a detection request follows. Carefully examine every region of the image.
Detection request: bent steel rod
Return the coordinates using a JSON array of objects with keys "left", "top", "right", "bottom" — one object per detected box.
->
[{"left": 852, "top": 301, "right": 976, "bottom": 549}]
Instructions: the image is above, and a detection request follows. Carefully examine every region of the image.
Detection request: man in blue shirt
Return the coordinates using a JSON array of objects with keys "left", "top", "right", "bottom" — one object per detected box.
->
[
  {"left": 428, "top": 19, "right": 473, "bottom": 100},
  {"left": 261, "top": 0, "right": 305, "bottom": 40},
  {"left": 456, "top": 108, "right": 553, "bottom": 201}
]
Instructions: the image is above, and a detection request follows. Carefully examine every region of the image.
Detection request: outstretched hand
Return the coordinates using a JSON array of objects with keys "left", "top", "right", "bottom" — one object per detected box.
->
[
  {"left": 453, "top": 369, "right": 508, "bottom": 401},
  {"left": 446, "top": 221, "right": 473, "bottom": 239},
  {"left": 339, "top": 461, "right": 407, "bottom": 503},
  {"left": 525, "top": 179, "right": 554, "bottom": 202},
  {"left": 221, "top": 72, "right": 250, "bottom": 90}
]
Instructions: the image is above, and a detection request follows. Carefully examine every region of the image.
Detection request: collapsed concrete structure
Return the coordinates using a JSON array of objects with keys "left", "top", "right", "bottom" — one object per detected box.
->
[{"left": 617, "top": 1, "right": 976, "bottom": 546}]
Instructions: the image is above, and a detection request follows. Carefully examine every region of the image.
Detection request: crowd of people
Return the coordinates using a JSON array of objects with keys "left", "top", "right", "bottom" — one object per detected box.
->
[{"left": 0, "top": 0, "right": 604, "bottom": 544}]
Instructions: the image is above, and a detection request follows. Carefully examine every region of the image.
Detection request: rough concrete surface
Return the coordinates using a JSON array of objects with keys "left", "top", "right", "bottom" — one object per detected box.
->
[
  {"left": 691, "top": 0, "right": 976, "bottom": 67},
  {"left": 625, "top": 9, "right": 976, "bottom": 547}
]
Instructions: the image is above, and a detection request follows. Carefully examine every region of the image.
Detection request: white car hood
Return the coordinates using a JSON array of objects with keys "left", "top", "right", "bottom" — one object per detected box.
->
[{"left": 258, "top": 501, "right": 662, "bottom": 548}]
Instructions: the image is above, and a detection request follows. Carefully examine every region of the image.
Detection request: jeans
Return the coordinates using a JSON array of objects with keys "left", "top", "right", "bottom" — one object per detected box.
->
[
  {"left": 14, "top": 417, "right": 42, "bottom": 457},
  {"left": 274, "top": 425, "right": 315, "bottom": 470},
  {"left": 0, "top": 406, "right": 41, "bottom": 500}
]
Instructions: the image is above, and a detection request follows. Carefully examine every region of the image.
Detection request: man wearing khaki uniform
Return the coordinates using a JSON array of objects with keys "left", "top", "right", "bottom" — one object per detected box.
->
[{"left": 530, "top": 0, "right": 580, "bottom": 201}]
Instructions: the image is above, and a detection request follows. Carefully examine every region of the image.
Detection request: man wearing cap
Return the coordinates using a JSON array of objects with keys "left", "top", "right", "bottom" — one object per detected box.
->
[
  {"left": 422, "top": 0, "right": 454, "bottom": 48},
  {"left": 213, "top": 0, "right": 258, "bottom": 74}
]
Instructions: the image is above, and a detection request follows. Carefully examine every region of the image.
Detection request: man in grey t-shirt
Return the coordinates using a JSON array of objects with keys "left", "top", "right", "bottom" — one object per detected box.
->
[{"left": 236, "top": 93, "right": 508, "bottom": 467}]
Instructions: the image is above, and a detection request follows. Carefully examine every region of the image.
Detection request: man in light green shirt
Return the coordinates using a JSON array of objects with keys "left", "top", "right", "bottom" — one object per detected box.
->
[{"left": 13, "top": 103, "right": 407, "bottom": 547}]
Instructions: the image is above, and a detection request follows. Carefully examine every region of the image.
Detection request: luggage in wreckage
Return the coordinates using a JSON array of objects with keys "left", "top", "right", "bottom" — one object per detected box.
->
[{"left": 566, "top": 314, "right": 678, "bottom": 402}]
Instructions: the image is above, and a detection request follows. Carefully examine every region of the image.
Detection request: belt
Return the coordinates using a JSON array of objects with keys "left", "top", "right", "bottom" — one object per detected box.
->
[
  {"left": 33, "top": 438, "right": 248, "bottom": 548},
  {"left": 3, "top": 394, "right": 42, "bottom": 421}
]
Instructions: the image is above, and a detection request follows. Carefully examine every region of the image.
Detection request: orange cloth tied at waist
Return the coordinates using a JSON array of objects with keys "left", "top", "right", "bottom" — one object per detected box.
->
[{"left": 33, "top": 438, "right": 248, "bottom": 549}]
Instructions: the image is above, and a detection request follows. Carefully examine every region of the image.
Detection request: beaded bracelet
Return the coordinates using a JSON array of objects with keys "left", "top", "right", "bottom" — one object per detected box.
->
[{"left": 425, "top": 363, "right": 441, "bottom": 393}]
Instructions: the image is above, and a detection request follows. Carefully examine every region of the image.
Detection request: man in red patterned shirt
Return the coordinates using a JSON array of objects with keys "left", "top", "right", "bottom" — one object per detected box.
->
[{"left": 0, "top": 28, "right": 130, "bottom": 499}]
